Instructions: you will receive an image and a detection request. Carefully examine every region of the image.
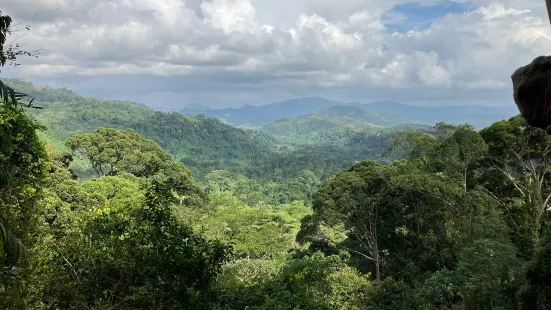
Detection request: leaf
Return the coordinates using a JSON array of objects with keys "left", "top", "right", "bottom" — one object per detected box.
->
[
  {"left": 0, "top": 221, "right": 27, "bottom": 265},
  {"left": 0, "top": 79, "right": 40, "bottom": 109}
]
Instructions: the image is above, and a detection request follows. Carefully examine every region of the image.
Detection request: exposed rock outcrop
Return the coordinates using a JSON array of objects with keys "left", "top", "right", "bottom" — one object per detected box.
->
[{"left": 512, "top": 56, "right": 551, "bottom": 133}]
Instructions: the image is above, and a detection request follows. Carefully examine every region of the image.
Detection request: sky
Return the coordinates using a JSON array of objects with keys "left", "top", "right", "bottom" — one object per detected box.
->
[{"left": 2, "top": 0, "right": 551, "bottom": 111}]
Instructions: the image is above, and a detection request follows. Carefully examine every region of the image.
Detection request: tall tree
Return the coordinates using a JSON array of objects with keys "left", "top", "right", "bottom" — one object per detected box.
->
[
  {"left": 306, "top": 160, "right": 464, "bottom": 281},
  {"left": 480, "top": 116, "right": 551, "bottom": 259},
  {"left": 310, "top": 161, "right": 394, "bottom": 281}
]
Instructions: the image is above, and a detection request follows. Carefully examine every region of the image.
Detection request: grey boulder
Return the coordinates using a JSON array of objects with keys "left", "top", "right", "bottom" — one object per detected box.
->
[{"left": 512, "top": 56, "right": 551, "bottom": 133}]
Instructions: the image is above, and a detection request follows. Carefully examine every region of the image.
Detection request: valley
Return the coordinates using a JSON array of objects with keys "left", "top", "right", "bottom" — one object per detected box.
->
[{"left": 2, "top": 77, "right": 549, "bottom": 310}]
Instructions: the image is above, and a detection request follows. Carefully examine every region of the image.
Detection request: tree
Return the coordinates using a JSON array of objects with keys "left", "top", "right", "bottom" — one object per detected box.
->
[
  {"left": 454, "top": 239, "right": 521, "bottom": 310},
  {"left": 480, "top": 116, "right": 551, "bottom": 259},
  {"left": 187, "top": 192, "right": 310, "bottom": 259},
  {"left": 433, "top": 124, "right": 488, "bottom": 192},
  {"left": 387, "top": 123, "right": 488, "bottom": 192},
  {"left": 310, "top": 161, "right": 393, "bottom": 281},
  {"left": 306, "top": 160, "right": 460, "bottom": 281},
  {"left": 66, "top": 128, "right": 172, "bottom": 177},
  {"left": 216, "top": 253, "right": 369, "bottom": 310}
]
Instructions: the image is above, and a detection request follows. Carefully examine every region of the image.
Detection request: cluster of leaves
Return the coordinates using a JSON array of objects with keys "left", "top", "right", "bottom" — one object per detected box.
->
[
  {"left": 215, "top": 253, "right": 370, "bottom": 310},
  {"left": 178, "top": 192, "right": 313, "bottom": 259},
  {"left": 33, "top": 176, "right": 232, "bottom": 309}
]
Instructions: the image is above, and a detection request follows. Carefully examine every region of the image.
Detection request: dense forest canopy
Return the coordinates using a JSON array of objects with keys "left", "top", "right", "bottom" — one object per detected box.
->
[{"left": 1, "top": 9, "right": 551, "bottom": 310}]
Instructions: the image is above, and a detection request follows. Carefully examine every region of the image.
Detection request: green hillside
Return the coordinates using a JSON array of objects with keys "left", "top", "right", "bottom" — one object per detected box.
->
[
  {"left": 130, "top": 111, "right": 281, "bottom": 178},
  {"left": 261, "top": 105, "right": 410, "bottom": 137},
  {"left": 2, "top": 80, "right": 429, "bottom": 183},
  {"left": 5, "top": 79, "right": 279, "bottom": 178},
  {"left": 317, "top": 106, "right": 408, "bottom": 126},
  {"left": 5, "top": 79, "right": 435, "bottom": 184},
  {"left": 5, "top": 80, "right": 406, "bottom": 181},
  {"left": 5, "top": 79, "right": 154, "bottom": 149}
]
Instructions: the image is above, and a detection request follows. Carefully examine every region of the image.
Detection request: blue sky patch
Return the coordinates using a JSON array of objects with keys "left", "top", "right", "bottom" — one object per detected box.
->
[{"left": 383, "top": 1, "right": 471, "bottom": 33}]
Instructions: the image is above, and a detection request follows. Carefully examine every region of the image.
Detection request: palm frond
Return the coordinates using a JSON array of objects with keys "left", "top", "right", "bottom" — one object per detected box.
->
[
  {"left": 0, "top": 79, "right": 40, "bottom": 109},
  {"left": 0, "top": 221, "right": 27, "bottom": 265}
]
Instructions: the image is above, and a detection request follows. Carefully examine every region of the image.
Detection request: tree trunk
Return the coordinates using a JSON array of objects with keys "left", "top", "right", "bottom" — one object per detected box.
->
[
  {"left": 374, "top": 249, "right": 380, "bottom": 281},
  {"left": 463, "top": 294, "right": 471, "bottom": 310}
]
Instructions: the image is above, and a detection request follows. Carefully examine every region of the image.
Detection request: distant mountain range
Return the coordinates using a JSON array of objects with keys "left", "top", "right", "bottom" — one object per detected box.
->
[
  {"left": 5, "top": 78, "right": 516, "bottom": 181},
  {"left": 315, "top": 106, "right": 409, "bottom": 127},
  {"left": 180, "top": 97, "right": 519, "bottom": 128},
  {"left": 261, "top": 106, "right": 410, "bottom": 137}
]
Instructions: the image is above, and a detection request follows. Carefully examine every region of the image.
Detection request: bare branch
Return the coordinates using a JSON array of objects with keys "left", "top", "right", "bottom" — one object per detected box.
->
[{"left": 11, "top": 7, "right": 61, "bottom": 28}]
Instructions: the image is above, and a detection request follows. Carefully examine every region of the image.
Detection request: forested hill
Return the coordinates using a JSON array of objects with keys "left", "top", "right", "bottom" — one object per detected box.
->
[
  {"left": 6, "top": 79, "right": 416, "bottom": 180},
  {"left": 4, "top": 79, "right": 280, "bottom": 178},
  {"left": 316, "top": 106, "right": 408, "bottom": 126},
  {"left": 181, "top": 97, "right": 341, "bottom": 127},
  {"left": 180, "top": 96, "right": 518, "bottom": 127},
  {"left": 5, "top": 78, "right": 154, "bottom": 144},
  {"left": 261, "top": 106, "right": 412, "bottom": 137}
]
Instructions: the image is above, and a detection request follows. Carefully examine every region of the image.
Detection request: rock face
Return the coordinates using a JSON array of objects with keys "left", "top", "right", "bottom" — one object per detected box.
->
[{"left": 512, "top": 56, "right": 551, "bottom": 133}]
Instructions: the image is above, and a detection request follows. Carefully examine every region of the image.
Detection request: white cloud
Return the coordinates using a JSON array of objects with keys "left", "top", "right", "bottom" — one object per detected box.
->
[
  {"left": 201, "top": 0, "right": 258, "bottom": 34},
  {"left": 2, "top": 0, "right": 551, "bottom": 109}
]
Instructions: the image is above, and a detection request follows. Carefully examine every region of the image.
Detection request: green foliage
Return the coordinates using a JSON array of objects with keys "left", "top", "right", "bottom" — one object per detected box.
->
[
  {"left": 362, "top": 278, "right": 419, "bottom": 310},
  {"left": 216, "top": 253, "right": 369, "bottom": 310},
  {"left": 202, "top": 169, "right": 321, "bottom": 206},
  {"left": 66, "top": 127, "right": 172, "bottom": 177},
  {"left": 184, "top": 191, "right": 311, "bottom": 259},
  {"left": 66, "top": 127, "right": 207, "bottom": 207},
  {"left": 521, "top": 226, "right": 551, "bottom": 310},
  {"left": 0, "top": 18, "right": 48, "bottom": 307},
  {"left": 34, "top": 178, "right": 232, "bottom": 309},
  {"left": 417, "top": 269, "right": 462, "bottom": 310},
  {"left": 261, "top": 106, "right": 409, "bottom": 137},
  {"left": 454, "top": 239, "right": 521, "bottom": 309},
  {"left": 0, "top": 89, "right": 48, "bottom": 305},
  {"left": 308, "top": 160, "right": 464, "bottom": 280},
  {"left": 40, "top": 151, "right": 87, "bottom": 234},
  {"left": 2, "top": 78, "right": 155, "bottom": 142},
  {"left": 479, "top": 116, "right": 551, "bottom": 260},
  {"left": 79, "top": 174, "right": 145, "bottom": 209}
]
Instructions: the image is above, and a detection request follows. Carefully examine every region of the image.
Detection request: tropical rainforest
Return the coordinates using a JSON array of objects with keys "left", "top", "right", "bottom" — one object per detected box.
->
[{"left": 1, "top": 11, "right": 551, "bottom": 310}]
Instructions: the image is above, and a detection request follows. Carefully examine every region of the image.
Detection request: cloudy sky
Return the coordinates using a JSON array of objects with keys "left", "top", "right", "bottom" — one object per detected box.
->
[{"left": 2, "top": 0, "right": 551, "bottom": 110}]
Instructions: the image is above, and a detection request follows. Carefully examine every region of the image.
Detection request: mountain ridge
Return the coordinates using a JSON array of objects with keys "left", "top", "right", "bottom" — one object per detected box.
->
[
  {"left": 261, "top": 106, "right": 411, "bottom": 137},
  {"left": 180, "top": 96, "right": 519, "bottom": 128}
]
